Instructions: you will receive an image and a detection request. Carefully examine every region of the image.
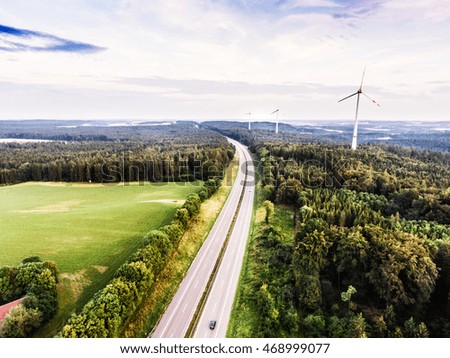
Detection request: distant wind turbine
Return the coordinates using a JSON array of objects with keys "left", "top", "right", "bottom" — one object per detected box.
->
[
  {"left": 271, "top": 109, "right": 280, "bottom": 134},
  {"left": 338, "top": 68, "right": 380, "bottom": 150},
  {"left": 246, "top": 112, "right": 252, "bottom": 130}
]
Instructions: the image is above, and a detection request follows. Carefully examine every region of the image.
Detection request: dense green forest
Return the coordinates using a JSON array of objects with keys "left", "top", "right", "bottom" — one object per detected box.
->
[
  {"left": 0, "top": 121, "right": 234, "bottom": 185},
  {"left": 0, "top": 257, "right": 58, "bottom": 337},
  {"left": 225, "top": 127, "right": 450, "bottom": 338}
]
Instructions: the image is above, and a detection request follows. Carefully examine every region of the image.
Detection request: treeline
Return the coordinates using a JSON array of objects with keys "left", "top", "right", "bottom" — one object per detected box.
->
[
  {"left": 0, "top": 257, "right": 58, "bottom": 337},
  {"left": 202, "top": 120, "right": 450, "bottom": 153},
  {"left": 59, "top": 178, "right": 222, "bottom": 337},
  {"left": 239, "top": 142, "right": 450, "bottom": 338},
  {"left": 255, "top": 143, "right": 450, "bottom": 224},
  {"left": 0, "top": 141, "right": 234, "bottom": 185},
  {"left": 0, "top": 121, "right": 234, "bottom": 185},
  {"left": 202, "top": 121, "right": 326, "bottom": 147}
]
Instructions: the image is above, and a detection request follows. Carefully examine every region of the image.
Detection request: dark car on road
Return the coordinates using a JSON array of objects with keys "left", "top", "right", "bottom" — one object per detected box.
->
[{"left": 209, "top": 320, "right": 216, "bottom": 330}]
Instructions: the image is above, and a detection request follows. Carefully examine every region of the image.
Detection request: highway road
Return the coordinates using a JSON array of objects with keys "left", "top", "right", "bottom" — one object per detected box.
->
[
  {"left": 194, "top": 140, "right": 255, "bottom": 338},
  {"left": 151, "top": 139, "right": 254, "bottom": 338}
]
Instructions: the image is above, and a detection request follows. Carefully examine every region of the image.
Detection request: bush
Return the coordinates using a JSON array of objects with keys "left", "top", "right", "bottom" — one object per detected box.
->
[
  {"left": 303, "top": 314, "right": 326, "bottom": 338},
  {"left": 0, "top": 259, "right": 58, "bottom": 337},
  {"left": 174, "top": 208, "right": 190, "bottom": 229},
  {"left": 21, "top": 256, "right": 42, "bottom": 264},
  {"left": 0, "top": 305, "right": 43, "bottom": 338}
]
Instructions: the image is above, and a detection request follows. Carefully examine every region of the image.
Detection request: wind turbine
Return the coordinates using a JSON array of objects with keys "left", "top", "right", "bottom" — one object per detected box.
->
[
  {"left": 271, "top": 109, "right": 280, "bottom": 134},
  {"left": 338, "top": 68, "right": 380, "bottom": 150},
  {"left": 246, "top": 112, "right": 252, "bottom": 130}
]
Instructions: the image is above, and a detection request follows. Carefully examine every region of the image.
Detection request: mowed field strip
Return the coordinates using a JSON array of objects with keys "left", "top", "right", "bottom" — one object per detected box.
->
[{"left": 0, "top": 181, "right": 202, "bottom": 335}]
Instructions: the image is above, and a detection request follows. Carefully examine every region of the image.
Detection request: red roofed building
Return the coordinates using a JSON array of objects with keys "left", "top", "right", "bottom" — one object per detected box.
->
[{"left": 0, "top": 297, "right": 25, "bottom": 326}]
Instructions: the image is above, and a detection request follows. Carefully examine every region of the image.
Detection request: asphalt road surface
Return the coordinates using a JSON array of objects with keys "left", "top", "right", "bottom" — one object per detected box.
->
[
  {"left": 193, "top": 140, "right": 255, "bottom": 338},
  {"left": 151, "top": 139, "right": 254, "bottom": 338}
]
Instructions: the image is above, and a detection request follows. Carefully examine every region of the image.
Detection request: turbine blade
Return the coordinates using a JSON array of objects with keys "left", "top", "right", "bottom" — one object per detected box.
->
[
  {"left": 360, "top": 66, "right": 366, "bottom": 90},
  {"left": 362, "top": 92, "right": 381, "bottom": 107},
  {"left": 271, "top": 109, "right": 279, "bottom": 114},
  {"left": 338, "top": 92, "right": 358, "bottom": 102}
]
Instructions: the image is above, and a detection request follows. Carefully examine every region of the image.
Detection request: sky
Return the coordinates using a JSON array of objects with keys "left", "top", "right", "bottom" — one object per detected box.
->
[{"left": 0, "top": 0, "right": 449, "bottom": 121}]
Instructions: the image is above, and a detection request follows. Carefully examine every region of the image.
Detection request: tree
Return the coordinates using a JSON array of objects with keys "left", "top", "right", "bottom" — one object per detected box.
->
[
  {"left": 349, "top": 313, "right": 367, "bottom": 338},
  {"left": 297, "top": 273, "right": 322, "bottom": 312},
  {"left": 0, "top": 305, "right": 43, "bottom": 338},
  {"left": 403, "top": 317, "right": 429, "bottom": 338},
  {"left": 257, "top": 283, "right": 280, "bottom": 337},
  {"left": 262, "top": 200, "right": 275, "bottom": 225},
  {"left": 174, "top": 208, "right": 190, "bottom": 229},
  {"left": 341, "top": 285, "right": 357, "bottom": 311},
  {"left": 303, "top": 314, "right": 326, "bottom": 338},
  {"left": 364, "top": 225, "right": 438, "bottom": 307},
  {"left": 276, "top": 178, "right": 302, "bottom": 205},
  {"left": 372, "top": 315, "right": 387, "bottom": 338}
]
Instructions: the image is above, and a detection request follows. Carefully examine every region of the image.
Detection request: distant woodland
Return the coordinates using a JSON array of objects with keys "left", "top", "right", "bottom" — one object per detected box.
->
[
  {"left": 202, "top": 120, "right": 450, "bottom": 153},
  {"left": 0, "top": 121, "right": 234, "bottom": 185}
]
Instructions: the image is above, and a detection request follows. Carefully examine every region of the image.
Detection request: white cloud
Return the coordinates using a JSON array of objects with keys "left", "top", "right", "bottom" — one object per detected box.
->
[
  {"left": 282, "top": 0, "right": 341, "bottom": 10},
  {"left": 0, "top": 0, "right": 448, "bottom": 120}
]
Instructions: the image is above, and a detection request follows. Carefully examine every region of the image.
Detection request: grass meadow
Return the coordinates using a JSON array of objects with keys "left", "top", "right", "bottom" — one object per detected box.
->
[{"left": 0, "top": 181, "right": 201, "bottom": 335}]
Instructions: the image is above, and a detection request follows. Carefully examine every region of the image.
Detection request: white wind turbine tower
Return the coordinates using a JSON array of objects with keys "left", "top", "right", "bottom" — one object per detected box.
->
[
  {"left": 271, "top": 109, "right": 280, "bottom": 134},
  {"left": 246, "top": 112, "right": 252, "bottom": 130},
  {"left": 338, "top": 68, "right": 380, "bottom": 150}
]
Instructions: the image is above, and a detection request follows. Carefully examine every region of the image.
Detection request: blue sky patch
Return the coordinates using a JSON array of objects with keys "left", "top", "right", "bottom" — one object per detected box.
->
[{"left": 0, "top": 24, "right": 104, "bottom": 53}]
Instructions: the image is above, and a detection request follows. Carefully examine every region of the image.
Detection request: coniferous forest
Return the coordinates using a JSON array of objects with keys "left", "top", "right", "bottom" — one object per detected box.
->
[
  {"left": 213, "top": 122, "right": 450, "bottom": 338},
  {"left": 0, "top": 121, "right": 234, "bottom": 185}
]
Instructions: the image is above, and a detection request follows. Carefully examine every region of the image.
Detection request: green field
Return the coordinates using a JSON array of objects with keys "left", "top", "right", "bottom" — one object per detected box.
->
[{"left": 0, "top": 181, "right": 201, "bottom": 335}]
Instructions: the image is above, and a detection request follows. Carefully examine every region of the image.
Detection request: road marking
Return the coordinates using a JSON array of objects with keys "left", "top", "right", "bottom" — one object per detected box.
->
[{"left": 182, "top": 303, "right": 188, "bottom": 313}]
